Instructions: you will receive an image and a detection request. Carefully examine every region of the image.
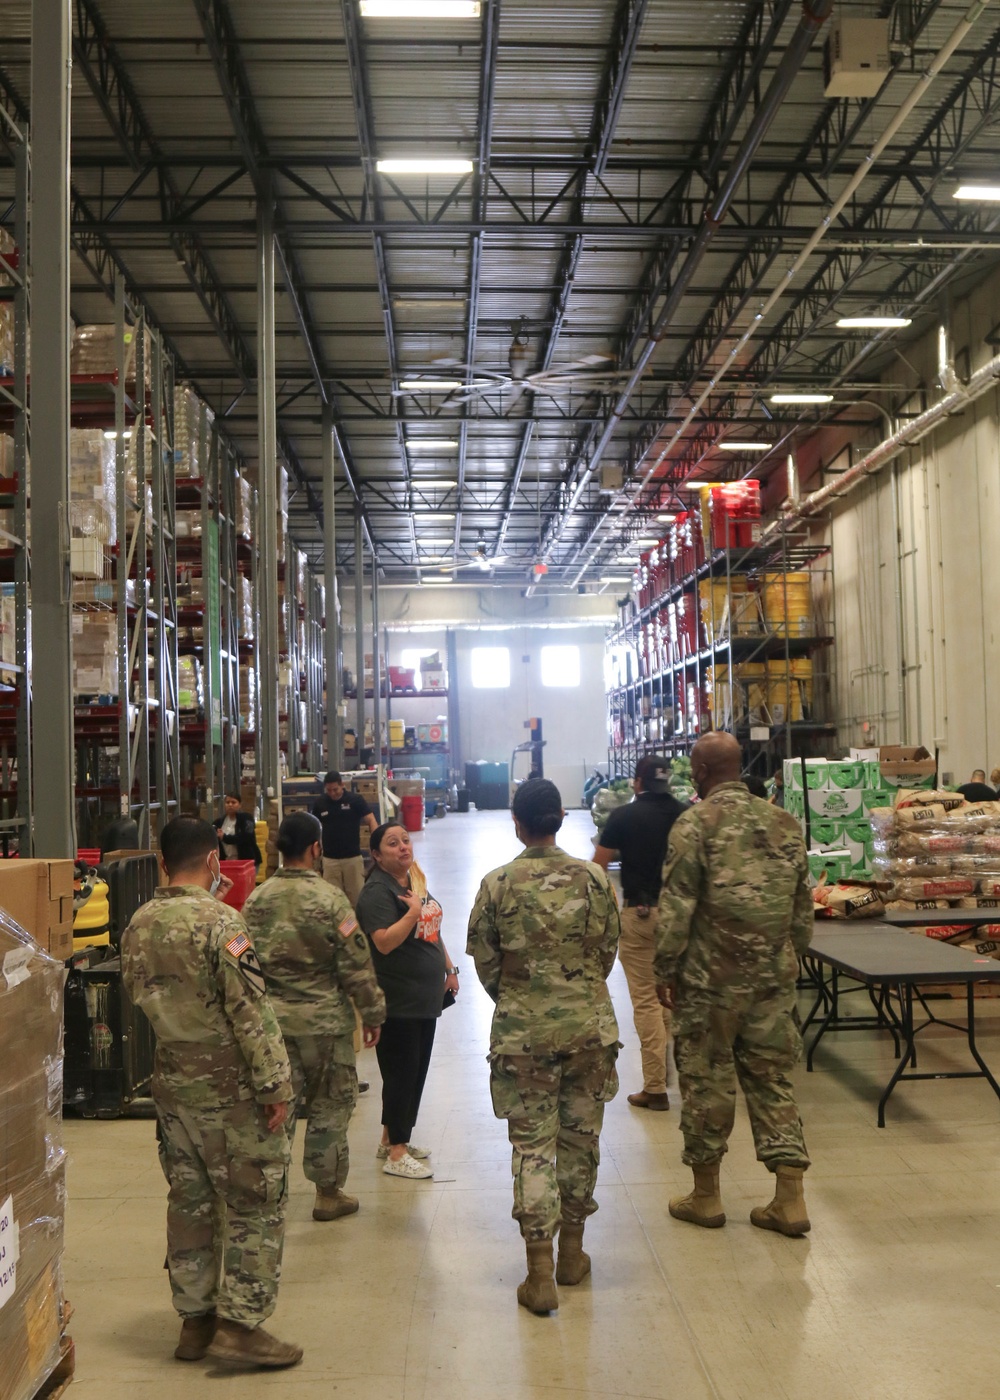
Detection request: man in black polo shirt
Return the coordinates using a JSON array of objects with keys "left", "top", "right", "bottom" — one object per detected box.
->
[
  {"left": 594, "top": 756, "right": 687, "bottom": 1111},
  {"left": 311, "top": 771, "right": 378, "bottom": 908}
]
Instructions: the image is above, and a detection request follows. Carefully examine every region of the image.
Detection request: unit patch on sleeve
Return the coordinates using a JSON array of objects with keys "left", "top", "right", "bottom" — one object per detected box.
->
[
  {"left": 225, "top": 932, "right": 266, "bottom": 995},
  {"left": 338, "top": 915, "right": 359, "bottom": 939}
]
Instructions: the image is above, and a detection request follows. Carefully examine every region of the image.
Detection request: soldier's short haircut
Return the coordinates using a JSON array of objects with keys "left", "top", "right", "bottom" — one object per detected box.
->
[
  {"left": 323, "top": 770, "right": 343, "bottom": 785},
  {"left": 278, "top": 811, "right": 323, "bottom": 859},
  {"left": 512, "top": 778, "right": 564, "bottom": 839},
  {"left": 160, "top": 816, "right": 219, "bottom": 874}
]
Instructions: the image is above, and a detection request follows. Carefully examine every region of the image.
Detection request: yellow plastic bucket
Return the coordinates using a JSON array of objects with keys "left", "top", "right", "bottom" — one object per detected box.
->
[
  {"left": 255, "top": 819, "right": 269, "bottom": 882},
  {"left": 760, "top": 573, "right": 812, "bottom": 636},
  {"left": 73, "top": 878, "right": 111, "bottom": 950},
  {"left": 765, "top": 658, "right": 814, "bottom": 722},
  {"left": 698, "top": 578, "right": 755, "bottom": 644},
  {"left": 790, "top": 655, "right": 813, "bottom": 720}
]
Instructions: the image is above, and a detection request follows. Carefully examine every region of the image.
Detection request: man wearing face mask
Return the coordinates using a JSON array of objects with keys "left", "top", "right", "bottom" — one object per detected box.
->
[
  {"left": 654, "top": 732, "right": 814, "bottom": 1239},
  {"left": 121, "top": 817, "right": 302, "bottom": 1371}
]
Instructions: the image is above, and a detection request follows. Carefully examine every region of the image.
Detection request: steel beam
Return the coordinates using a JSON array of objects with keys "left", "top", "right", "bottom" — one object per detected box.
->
[
  {"left": 322, "top": 404, "right": 343, "bottom": 770},
  {"left": 30, "top": 0, "right": 75, "bottom": 858},
  {"left": 354, "top": 506, "right": 366, "bottom": 758},
  {"left": 257, "top": 179, "right": 281, "bottom": 816}
]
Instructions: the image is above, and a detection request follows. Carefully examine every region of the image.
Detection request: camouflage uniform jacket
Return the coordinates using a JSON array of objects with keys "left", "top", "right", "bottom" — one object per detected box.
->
[
  {"left": 466, "top": 845, "right": 621, "bottom": 1055},
  {"left": 121, "top": 885, "right": 292, "bottom": 1109},
  {"left": 654, "top": 782, "right": 813, "bottom": 996},
  {"left": 242, "top": 868, "right": 386, "bottom": 1037}
]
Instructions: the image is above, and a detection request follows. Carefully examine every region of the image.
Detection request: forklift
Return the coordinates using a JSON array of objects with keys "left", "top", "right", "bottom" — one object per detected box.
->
[{"left": 510, "top": 717, "right": 546, "bottom": 797}]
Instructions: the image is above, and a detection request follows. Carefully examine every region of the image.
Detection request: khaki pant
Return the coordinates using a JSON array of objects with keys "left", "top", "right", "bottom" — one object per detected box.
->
[
  {"left": 618, "top": 905, "right": 672, "bottom": 1095},
  {"left": 322, "top": 855, "right": 365, "bottom": 908}
]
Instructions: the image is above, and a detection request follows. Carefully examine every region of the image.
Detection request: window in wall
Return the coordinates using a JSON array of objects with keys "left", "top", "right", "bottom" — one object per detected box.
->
[
  {"left": 471, "top": 646, "right": 511, "bottom": 689},
  {"left": 400, "top": 647, "right": 437, "bottom": 675},
  {"left": 541, "top": 644, "right": 581, "bottom": 688}
]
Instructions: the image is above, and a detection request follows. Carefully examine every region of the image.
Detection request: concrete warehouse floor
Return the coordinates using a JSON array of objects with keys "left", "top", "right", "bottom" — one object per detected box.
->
[{"left": 62, "top": 809, "right": 1000, "bottom": 1400}]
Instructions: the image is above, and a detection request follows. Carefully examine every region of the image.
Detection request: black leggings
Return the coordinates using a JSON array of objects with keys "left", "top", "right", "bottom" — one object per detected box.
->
[{"left": 375, "top": 1017, "right": 437, "bottom": 1146}]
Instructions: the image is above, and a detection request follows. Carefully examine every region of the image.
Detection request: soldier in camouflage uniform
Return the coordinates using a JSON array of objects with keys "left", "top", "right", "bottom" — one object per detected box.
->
[
  {"left": 121, "top": 817, "right": 302, "bottom": 1371},
  {"left": 243, "top": 811, "right": 386, "bottom": 1223},
  {"left": 467, "top": 779, "right": 621, "bottom": 1315},
  {"left": 654, "top": 732, "right": 813, "bottom": 1237}
]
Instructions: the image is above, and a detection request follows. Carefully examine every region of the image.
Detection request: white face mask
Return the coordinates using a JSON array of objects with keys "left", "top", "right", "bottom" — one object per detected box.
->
[{"left": 209, "top": 856, "right": 222, "bottom": 896}]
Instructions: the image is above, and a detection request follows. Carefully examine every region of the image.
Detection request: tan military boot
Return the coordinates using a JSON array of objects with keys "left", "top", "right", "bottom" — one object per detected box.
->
[
  {"left": 206, "top": 1319, "right": 303, "bottom": 1369},
  {"left": 668, "top": 1164, "right": 726, "bottom": 1228},
  {"left": 313, "top": 1187, "right": 360, "bottom": 1221},
  {"left": 750, "top": 1166, "right": 811, "bottom": 1237},
  {"left": 174, "top": 1313, "right": 215, "bottom": 1361},
  {"left": 516, "top": 1239, "right": 559, "bottom": 1315},
  {"left": 555, "top": 1222, "right": 591, "bottom": 1286}
]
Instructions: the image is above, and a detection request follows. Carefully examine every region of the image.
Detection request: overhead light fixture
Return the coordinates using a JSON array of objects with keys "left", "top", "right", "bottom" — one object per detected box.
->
[
  {"left": 414, "top": 478, "right": 458, "bottom": 488},
  {"left": 718, "top": 442, "right": 771, "bottom": 452},
  {"left": 600, "top": 577, "right": 631, "bottom": 584},
  {"left": 414, "top": 511, "right": 456, "bottom": 520},
  {"left": 835, "top": 316, "right": 912, "bottom": 330},
  {"left": 953, "top": 183, "right": 1000, "bottom": 202},
  {"left": 770, "top": 393, "right": 834, "bottom": 405},
  {"left": 361, "top": 1, "right": 480, "bottom": 15},
  {"left": 377, "top": 158, "right": 474, "bottom": 176},
  {"left": 103, "top": 429, "right": 132, "bottom": 439},
  {"left": 393, "top": 297, "right": 467, "bottom": 310},
  {"left": 656, "top": 513, "right": 677, "bottom": 522},
  {"left": 399, "top": 379, "right": 464, "bottom": 392},
  {"left": 635, "top": 537, "right": 660, "bottom": 547},
  {"left": 407, "top": 439, "right": 459, "bottom": 450}
]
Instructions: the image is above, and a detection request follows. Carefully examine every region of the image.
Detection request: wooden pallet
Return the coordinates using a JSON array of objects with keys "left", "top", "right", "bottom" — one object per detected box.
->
[{"left": 31, "top": 1329, "right": 75, "bottom": 1399}]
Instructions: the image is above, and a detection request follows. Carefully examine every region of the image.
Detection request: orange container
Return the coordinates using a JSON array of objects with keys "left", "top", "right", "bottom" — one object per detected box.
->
[{"left": 220, "top": 859, "right": 257, "bottom": 911}]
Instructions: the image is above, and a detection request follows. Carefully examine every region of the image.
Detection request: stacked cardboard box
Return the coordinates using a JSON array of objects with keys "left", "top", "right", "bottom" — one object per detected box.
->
[
  {"left": 71, "top": 614, "right": 117, "bottom": 698},
  {"left": 0, "top": 915, "right": 68, "bottom": 1400},
  {"left": 0, "top": 858, "right": 75, "bottom": 959},
  {"left": 173, "top": 384, "right": 212, "bottom": 478},
  {"left": 784, "top": 747, "right": 936, "bottom": 881}
]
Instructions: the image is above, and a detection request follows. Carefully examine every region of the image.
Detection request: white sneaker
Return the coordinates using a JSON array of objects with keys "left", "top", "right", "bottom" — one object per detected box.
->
[
  {"left": 382, "top": 1152, "right": 433, "bottom": 1180},
  {"left": 377, "top": 1142, "right": 431, "bottom": 1160}
]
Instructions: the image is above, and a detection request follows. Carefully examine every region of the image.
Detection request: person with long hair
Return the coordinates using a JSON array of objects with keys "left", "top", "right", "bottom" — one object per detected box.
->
[
  {"left": 466, "top": 779, "right": 621, "bottom": 1316},
  {"left": 354, "top": 821, "right": 460, "bottom": 1179}
]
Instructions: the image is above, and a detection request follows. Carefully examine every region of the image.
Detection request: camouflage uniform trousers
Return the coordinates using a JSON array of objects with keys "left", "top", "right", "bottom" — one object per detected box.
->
[
  {"left": 156, "top": 1092, "right": 291, "bottom": 1325},
  {"left": 674, "top": 986, "right": 810, "bottom": 1171},
  {"left": 286, "top": 1032, "right": 358, "bottom": 1192},
  {"left": 489, "top": 1043, "right": 619, "bottom": 1241}
]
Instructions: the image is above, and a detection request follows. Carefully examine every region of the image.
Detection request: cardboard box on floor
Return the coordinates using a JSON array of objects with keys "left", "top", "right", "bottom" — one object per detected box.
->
[
  {"left": 0, "top": 916, "right": 66, "bottom": 1400},
  {"left": 0, "top": 858, "right": 74, "bottom": 960}
]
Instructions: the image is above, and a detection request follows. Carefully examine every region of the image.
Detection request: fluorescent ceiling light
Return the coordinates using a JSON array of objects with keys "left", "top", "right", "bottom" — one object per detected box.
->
[
  {"left": 414, "top": 478, "right": 458, "bottom": 488},
  {"left": 636, "top": 537, "right": 660, "bottom": 546},
  {"left": 718, "top": 442, "right": 771, "bottom": 452},
  {"left": 407, "top": 439, "right": 459, "bottom": 449},
  {"left": 393, "top": 297, "right": 467, "bottom": 310},
  {"left": 835, "top": 316, "right": 912, "bottom": 329},
  {"left": 399, "top": 379, "right": 463, "bottom": 392},
  {"left": 954, "top": 183, "right": 1000, "bottom": 202},
  {"left": 377, "top": 158, "right": 474, "bottom": 176},
  {"left": 414, "top": 512, "right": 456, "bottom": 520},
  {"left": 601, "top": 577, "right": 631, "bottom": 584},
  {"left": 103, "top": 429, "right": 132, "bottom": 439},
  {"left": 770, "top": 393, "right": 834, "bottom": 405},
  {"left": 656, "top": 513, "right": 677, "bottom": 522},
  {"left": 361, "top": 1, "right": 480, "bottom": 15}
]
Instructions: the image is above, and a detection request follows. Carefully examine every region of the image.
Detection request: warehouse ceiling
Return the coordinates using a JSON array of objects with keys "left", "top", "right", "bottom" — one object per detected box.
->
[{"left": 2, "top": 0, "right": 1000, "bottom": 586}]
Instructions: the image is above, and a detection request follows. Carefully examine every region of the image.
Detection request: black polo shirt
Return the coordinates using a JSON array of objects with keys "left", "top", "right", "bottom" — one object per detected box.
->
[
  {"left": 311, "top": 791, "right": 371, "bottom": 859},
  {"left": 599, "top": 792, "right": 688, "bottom": 904}
]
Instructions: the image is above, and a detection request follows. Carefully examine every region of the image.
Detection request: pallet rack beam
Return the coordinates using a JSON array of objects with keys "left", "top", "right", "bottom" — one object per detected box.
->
[
  {"left": 323, "top": 402, "right": 343, "bottom": 771},
  {"left": 256, "top": 178, "right": 280, "bottom": 816}
]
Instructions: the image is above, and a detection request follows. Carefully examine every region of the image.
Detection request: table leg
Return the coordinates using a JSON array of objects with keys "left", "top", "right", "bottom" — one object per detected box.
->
[
  {"left": 807, "top": 967, "right": 839, "bottom": 1072},
  {"left": 800, "top": 956, "right": 829, "bottom": 1037},
  {"left": 869, "top": 984, "right": 901, "bottom": 1058},
  {"left": 965, "top": 983, "right": 1000, "bottom": 1106},
  {"left": 878, "top": 982, "right": 915, "bottom": 1128}
]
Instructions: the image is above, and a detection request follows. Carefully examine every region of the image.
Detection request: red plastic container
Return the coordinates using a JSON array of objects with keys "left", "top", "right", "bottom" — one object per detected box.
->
[
  {"left": 388, "top": 665, "right": 416, "bottom": 691},
  {"left": 400, "top": 794, "right": 425, "bottom": 833},
  {"left": 220, "top": 859, "right": 256, "bottom": 911},
  {"left": 77, "top": 848, "right": 101, "bottom": 868}
]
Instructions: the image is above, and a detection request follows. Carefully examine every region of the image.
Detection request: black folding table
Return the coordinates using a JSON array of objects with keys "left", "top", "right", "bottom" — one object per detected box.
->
[{"left": 804, "top": 924, "right": 1000, "bottom": 1126}]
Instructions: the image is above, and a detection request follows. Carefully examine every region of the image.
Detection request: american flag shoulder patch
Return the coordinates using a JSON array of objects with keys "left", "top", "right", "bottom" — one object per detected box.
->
[
  {"left": 226, "top": 932, "right": 251, "bottom": 958},
  {"left": 338, "top": 915, "right": 358, "bottom": 939}
]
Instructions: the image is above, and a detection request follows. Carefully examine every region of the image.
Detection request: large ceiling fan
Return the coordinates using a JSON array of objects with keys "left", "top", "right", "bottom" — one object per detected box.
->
[
  {"left": 426, "top": 535, "right": 513, "bottom": 574},
  {"left": 394, "top": 319, "right": 627, "bottom": 407}
]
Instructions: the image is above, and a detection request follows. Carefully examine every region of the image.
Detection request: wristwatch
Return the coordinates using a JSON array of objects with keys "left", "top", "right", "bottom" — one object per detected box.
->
[{"left": 446, "top": 966, "right": 460, "bottom": 976}]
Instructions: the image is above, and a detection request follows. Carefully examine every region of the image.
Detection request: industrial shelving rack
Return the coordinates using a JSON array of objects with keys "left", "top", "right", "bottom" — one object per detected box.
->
[
  {"left": 0, "top": 113, "right": 31, "bottom": 851},
  {"left": 605, "top": 521, "right": 836, "bottom": 782}
]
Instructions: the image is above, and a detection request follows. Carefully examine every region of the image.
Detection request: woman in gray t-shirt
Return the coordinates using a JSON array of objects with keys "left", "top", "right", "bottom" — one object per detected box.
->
[{"left": 355, "top": 821, "right": 460, "bottom": 1180}]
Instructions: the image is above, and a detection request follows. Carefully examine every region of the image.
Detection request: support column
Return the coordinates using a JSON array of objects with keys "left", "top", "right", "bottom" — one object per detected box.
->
[
  {"left": 354, "top": 505, "right": 366, "bottom": 764},
  {"left": 30, "top": 0, "right": 75, "bottom": 857},
  {"left": 322, "top": 405, "right": 343, "bottom": 769},
  {"left": 371, "top": 555, "right": 382, "bottom": 769},
  {"left": 257, "top": 177, "right": 280, "bottom": 814}
]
